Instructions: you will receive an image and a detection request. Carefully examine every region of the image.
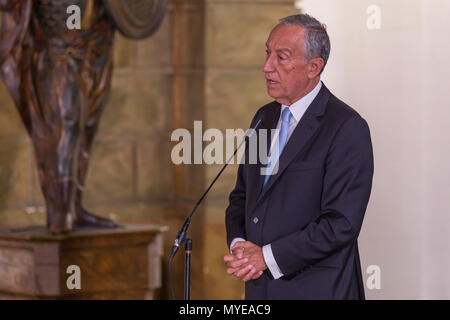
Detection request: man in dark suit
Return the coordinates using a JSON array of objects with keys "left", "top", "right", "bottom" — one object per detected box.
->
[{"left": 224, "top": 14, "right": 374, "bottom": 299}]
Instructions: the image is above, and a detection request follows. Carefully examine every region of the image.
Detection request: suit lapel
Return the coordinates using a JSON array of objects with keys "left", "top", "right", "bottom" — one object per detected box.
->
[{"left": 256, "top": 84, "right": 330, "bottom": 204}]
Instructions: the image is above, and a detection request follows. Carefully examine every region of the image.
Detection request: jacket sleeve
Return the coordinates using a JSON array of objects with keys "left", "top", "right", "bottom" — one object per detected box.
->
[
  {"left": 225, "top": 161, "right": 247, "bottom": 248},
  {"left": 225, "top": 110, "right": 262, "bottom": 248},
  {"left": 270, "top": 115, "right": 374, "bottom": 276}
]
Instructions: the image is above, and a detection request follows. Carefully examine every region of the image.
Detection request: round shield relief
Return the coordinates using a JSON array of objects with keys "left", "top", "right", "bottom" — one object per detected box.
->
[{"left": 102, "top": 0, "right": 168, "bottom": 39}]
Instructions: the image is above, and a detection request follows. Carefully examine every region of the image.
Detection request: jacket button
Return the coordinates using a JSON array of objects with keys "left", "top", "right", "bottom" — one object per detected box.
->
[{"left": 253, "top": 217, "right": 259, "bottom": 224}]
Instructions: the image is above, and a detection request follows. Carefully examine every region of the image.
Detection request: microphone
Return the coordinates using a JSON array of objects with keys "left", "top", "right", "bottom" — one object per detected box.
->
[{"left": 169, "top": 116, "right": 263, "bottom": 259}]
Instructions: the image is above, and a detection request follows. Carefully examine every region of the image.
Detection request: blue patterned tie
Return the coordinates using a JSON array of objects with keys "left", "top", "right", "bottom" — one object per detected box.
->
[{"left": 263, "top": 107, "right": 292, "bottom": 188}]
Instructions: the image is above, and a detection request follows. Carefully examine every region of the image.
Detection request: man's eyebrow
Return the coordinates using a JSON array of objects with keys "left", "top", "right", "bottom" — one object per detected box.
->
[
  {"left": 275, "top": 48, "right": 292, "bottom": 55},
  {"left": 265, "top": 45, "right": 292, "bottom": 55}
]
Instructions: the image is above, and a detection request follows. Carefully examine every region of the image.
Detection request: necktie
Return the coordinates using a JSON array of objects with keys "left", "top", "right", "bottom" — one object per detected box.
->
[{"left": 262, "top": 107, "right": 292, "bottom": 188}]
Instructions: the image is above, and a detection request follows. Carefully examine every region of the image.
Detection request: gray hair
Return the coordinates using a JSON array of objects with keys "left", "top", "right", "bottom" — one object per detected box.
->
[{"left": 279, "top": 14, "right": 331, "bottom": 74}]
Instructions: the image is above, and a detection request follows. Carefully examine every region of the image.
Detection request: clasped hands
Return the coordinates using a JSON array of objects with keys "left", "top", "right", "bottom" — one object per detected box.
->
[{"left": 223, "top": 241, "right": 267, "bottom": 282}]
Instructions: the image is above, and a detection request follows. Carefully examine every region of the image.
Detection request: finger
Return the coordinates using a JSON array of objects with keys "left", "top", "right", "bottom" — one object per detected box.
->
[
  {"left": 227, "top": 267, "right": 239, "bottom": 275},
  {"left": 251, "top": 270, "right": 264, "bottom": 280},
  {"left": 231, "top": 248, "right": 245, "bottom": 259},
  {"left": 223, "top": 254, "right": 235, "bottom": 263},
  {"left": 230, "top": 241, "right": 247, "bottom": 251},
  {"left": 238, "top": 241, "right": 253, "bottom": 249},
  {"left": 224, "top": 253, "right": 245, "bottom": 264},
  {"left": 234, "top": 264, "right": 253, "bottom": 279},
  {"left": 243, "top": 267, "right": 257, "bottom": 282},
  {"left": 231, "top": 248, "right": 244, "bottom": 259},
  {"left": 227, "top": 257, "right": 248, "bottom": 269}
]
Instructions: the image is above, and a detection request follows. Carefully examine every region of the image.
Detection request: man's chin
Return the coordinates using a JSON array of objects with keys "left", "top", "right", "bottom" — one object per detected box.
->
[
  {"left": 266, "top": 88, "right": 279, "bottom": 100},
  {"left": 266, "top": 90, "right": 287, "bottom": 105}
]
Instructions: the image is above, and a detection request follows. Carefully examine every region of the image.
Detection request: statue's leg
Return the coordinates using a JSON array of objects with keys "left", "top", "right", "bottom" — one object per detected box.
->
[
  {"left": 3, "top": 37, "right": 66, "bottom": 233},
  {"left": 11, "top": 41, "right": 71, "bottom": 234},
  {"left": 31, "top": 49, "right": 84, "bottom": 234},
  {"left": 73, "top": 44, "right": 118, "bottom": 228}
]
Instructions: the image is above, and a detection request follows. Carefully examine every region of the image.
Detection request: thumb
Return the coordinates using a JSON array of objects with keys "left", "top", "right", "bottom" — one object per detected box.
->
[{"left": 231, "top": 241, "right": 246, "bottom": 251}]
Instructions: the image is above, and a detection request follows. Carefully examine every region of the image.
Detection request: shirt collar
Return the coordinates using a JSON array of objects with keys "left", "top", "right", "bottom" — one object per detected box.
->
[{"left": 281, "top": 81, "right": 323, "bottom": 122}]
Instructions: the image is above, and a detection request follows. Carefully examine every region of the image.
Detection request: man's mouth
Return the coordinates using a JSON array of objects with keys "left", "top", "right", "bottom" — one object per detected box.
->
[{"left": 266, "top": 79, "right": 278, "bottom": 86}]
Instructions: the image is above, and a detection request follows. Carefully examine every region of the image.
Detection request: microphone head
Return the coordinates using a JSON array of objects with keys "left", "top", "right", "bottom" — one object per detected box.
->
[
  {"left": 254, "top": 114, "right": 264, "bottom": 129},
  {"left": 245, "top": 115, "right": 264, "bottom": 140}
]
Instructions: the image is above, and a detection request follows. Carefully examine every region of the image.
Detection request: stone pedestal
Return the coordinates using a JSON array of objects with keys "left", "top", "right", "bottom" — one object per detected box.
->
[{"left": 0, "top": 224, "right": 168, "bottom": 299}]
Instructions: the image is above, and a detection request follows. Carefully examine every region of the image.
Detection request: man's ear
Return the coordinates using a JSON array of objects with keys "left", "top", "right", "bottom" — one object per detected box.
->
[{"left": 308, "top": 57, "right": 325, "bottom": 78}]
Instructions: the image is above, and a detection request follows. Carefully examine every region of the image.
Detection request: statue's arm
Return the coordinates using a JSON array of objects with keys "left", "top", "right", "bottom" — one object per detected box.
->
[{"left": 0, "top": 0, "right": 16, "bottom": 11}]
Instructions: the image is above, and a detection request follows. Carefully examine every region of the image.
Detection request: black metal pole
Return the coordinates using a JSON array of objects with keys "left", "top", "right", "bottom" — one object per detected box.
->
[{"left": 184, "top": 238, "right": 192, "bottom": 300}]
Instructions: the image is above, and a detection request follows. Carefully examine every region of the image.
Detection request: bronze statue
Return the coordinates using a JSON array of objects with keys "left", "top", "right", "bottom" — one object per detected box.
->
[{"left": 0, "top": 0, "right": 167, "bottom": 234}]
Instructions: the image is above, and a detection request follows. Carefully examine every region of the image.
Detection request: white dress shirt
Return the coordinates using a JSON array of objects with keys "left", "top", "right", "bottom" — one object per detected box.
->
[{"left": 230, "top": 80, "right": 322, "bottom": 279}]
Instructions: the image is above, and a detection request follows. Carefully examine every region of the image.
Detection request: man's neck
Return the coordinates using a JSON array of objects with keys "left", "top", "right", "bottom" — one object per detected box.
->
[{"left": 283, "top": 78, "right": 321, "bottom": 106}]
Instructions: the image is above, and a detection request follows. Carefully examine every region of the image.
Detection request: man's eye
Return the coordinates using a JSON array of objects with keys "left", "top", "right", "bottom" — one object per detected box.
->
[
  {"left": 265, "top": 50, "right": 270, "bottom": 56},
  {"left": 278, "top": 55, "right": 285, "bottom": 61}
]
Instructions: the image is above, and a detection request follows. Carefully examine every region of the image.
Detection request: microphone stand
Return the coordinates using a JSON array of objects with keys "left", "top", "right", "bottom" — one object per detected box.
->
[
  {"left": 184, "top": 238, "right": 192, "bottom": 300},
  {"left": 169, "top": 118, "right": 262, "bottom": 300}
]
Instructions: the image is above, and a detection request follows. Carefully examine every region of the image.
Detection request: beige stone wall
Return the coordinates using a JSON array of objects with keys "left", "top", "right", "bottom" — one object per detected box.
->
[
  {"left": 0, "top": 0, "right": 297, "bottom": 299},
  {"left": 203, "top": 0, "right": 297, "bottom": 299}
]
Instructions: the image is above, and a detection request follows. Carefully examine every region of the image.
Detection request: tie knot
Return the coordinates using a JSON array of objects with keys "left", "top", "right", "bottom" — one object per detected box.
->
[{"left": 281, "top": 107, "right": 292, "bottom": 124}]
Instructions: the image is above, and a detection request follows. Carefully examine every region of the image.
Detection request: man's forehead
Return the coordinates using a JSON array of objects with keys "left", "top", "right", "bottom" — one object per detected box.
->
[{"left": 266, "top": 24, "right": 305, "bottom": 50}]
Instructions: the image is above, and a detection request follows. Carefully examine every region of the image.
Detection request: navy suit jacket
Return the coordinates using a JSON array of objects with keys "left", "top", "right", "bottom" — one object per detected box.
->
[{"left": 225, "top": 83, "right": 374, "bottom": 300}]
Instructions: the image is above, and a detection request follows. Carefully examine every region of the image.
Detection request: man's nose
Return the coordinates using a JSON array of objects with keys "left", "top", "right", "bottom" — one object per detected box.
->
[{"left": 262, "top": 54, "right": 274, "bottom": 73}]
